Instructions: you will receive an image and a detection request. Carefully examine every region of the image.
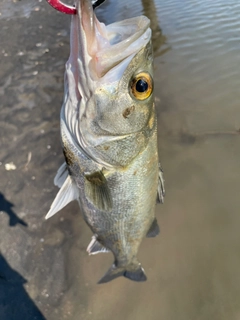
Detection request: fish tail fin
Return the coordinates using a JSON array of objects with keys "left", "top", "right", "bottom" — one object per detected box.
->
[{"left": 98, "top": 261, "right": 147, "bottom": 284}]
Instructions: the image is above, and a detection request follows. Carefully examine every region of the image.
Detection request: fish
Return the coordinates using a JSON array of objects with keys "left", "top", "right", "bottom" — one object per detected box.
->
[{"left": 45, "top": 0, "right": 165, "bottom": 283}]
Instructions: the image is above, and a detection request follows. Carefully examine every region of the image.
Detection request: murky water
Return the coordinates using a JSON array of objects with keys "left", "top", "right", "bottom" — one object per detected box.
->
[{"left": 1, "top": 0, "right": 240, "bottom": 319}]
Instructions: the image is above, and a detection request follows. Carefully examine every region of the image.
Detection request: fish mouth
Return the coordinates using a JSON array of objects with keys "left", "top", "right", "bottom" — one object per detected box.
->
[{"left": 71, "top": 0, "right": 151, "bottom": 80}]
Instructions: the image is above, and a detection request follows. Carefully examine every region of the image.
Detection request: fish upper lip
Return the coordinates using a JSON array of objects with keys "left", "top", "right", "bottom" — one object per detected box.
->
[{"left": 71, "top": 0, "right": 99, "bottom": 58}]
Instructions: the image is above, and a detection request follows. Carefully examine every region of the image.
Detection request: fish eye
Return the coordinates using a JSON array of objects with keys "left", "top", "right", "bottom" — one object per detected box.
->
[{"left": 130, "top": 72, "right": 153, "bottom": 101}]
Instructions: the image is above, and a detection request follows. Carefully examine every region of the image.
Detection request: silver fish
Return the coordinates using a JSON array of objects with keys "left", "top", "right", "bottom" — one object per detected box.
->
[{"left": 46, "top": 0, "right": 165, "bottom": 283}]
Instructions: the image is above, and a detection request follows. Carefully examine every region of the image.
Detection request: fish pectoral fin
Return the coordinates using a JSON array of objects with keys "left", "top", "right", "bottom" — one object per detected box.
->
[
  {"left": 98, "top": 262, "right": 147, "bottom": 284},
  {"left": 54, "top": 162, "right": 68, "bottom": 188},
  {"left": 87, "top": 235, "right": 109, "bottom": 255},
  {"left": 146, "top": 218, "right": 160, "bottom": 238},
  {"left": 84, "top": 171, "right": 113, "bottom": 212},
  {"left": 157, "top": 163, "right": 165, "bottom": 204},
  {"left": 45, "top": 175, "right": 78, "bottom": 219}
]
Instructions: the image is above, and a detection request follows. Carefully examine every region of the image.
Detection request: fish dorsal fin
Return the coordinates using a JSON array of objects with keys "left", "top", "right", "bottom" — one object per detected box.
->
[
  {"left": 87, "top": 235, "right": 109, "bottom": 255},
  {"left": 84, "top": 171, "right": 113, "bottom": 212},
  {"left": 45, "top": 175, "right": 79, "bottom": 219},
  {"left": 54, "top": 162, "right": 68, "bottom": 188}
]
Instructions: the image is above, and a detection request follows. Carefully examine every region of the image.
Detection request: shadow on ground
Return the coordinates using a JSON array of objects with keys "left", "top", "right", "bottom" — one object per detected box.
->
[
  {"left": 0, "top": 253, "right": 46, "bottom": 320},
  {"left": 0, "top": 193, "right": 28, "bottom": 227}
]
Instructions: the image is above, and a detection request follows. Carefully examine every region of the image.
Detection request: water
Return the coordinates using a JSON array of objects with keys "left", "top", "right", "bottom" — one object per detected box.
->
[{"left": 0, "top": 0, "right": 240, "bottom": 319}]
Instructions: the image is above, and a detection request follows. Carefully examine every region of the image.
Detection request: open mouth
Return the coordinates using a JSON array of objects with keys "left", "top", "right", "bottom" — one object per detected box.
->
[
  {"left": 47, "top": 0, "right": 151, "bottom": 79},
  {"left": 75, "top": 0, "right": 152, "bottom": 78}
]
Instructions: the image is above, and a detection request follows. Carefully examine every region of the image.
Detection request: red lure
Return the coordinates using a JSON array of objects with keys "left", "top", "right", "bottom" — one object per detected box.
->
[{"left": 46, "top": 0, "right": 76, "bottom": 14}]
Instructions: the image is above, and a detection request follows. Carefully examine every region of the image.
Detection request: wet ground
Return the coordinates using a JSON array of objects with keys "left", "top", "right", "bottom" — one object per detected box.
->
[{"left": 1, "top": 0, "right": 240, "bottom": 319}]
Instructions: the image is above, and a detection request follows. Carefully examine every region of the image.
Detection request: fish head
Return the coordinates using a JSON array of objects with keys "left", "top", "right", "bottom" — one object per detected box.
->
[{"left": 63, "top": 0, "right": 155, "bottom": 163}]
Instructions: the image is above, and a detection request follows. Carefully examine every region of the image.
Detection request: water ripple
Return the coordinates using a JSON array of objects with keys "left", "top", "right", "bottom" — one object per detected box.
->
[{"left": 153, "top": 0, "right": 240, "bottom": 134}]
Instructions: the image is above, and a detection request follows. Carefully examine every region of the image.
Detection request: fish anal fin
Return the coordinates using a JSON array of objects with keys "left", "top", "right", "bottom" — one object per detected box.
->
[
  {"left": 84, "top": 171, "right": 112, "bottom": 212},
  {"left": 87, "top": 235, "right": 109, "bottom": 255},
  {"left": 45, "top": 175, "right": 78, "bottom": 219},
  {"left": 146, "top": 218, "right": 160, "bottom": 238}
]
